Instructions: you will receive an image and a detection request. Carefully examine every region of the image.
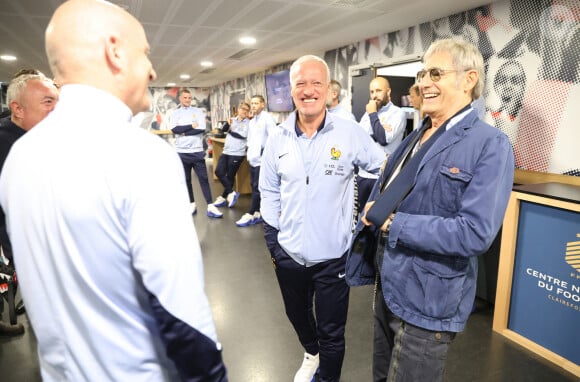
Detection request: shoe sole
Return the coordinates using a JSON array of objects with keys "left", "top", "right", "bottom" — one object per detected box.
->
[
  {"left": 214, "top": 201, "right": 226, "bottom": 207},
  {"left": 236, "top": 221, "right": 253, "bottom": 227},
  {"left": 228, "top": 193, "right": 240, "bottom": 208},
  {"left": 207, "top": 212, "right": 223, "bottom": 218}
]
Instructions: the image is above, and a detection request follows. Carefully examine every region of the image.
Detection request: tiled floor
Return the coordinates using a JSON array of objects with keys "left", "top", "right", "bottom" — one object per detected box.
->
[{"left": 0, "top": 170, "right": 577, "bottom": 381}]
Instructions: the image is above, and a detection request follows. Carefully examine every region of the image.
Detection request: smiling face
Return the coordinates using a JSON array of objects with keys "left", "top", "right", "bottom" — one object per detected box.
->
[
  {"left": 494, "top": 62, "right": 526, "bottom": 112},
  {"left": 124, "top": 21, "right": 157, "bottom": 114},
  {"left": 420, "top": 50, "right": 475, "bottom": 125},
  {"left": 179, "top": 91, "right": 192, "bottom": 107},
  {"left": 11, "top": 78, "right": 59, "bottom": 131},
  {"left": 291, "top": 60, "right": 329, "bottom": 121}
]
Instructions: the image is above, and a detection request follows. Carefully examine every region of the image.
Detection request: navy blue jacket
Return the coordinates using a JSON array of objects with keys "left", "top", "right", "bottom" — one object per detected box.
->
[{"left": 346, "top": 109, "right": 514, "bottom": 332}]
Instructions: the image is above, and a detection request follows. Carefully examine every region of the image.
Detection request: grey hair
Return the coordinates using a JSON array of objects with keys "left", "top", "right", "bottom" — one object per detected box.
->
[
  {"left": 6, "top": 73, "right": 50, "bottom": 105},
  {"left": 423, "top": 38, "right": 485, "bottom": 99},
  {"left": 289, "top": 55, "right": 330, "bottom": 87},
  {"left": 329, "top": 79, "right": 342, "bottom": 101}
]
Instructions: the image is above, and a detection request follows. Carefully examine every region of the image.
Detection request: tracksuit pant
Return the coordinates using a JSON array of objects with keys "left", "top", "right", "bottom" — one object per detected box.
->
[
  {"left": 269, "top": 240, "right": 349, "bottom": 382},
  {"left": 215, "top": 154, "right": 244, "bottom": 198},
  {"left": 178, "top": 152, "right": 213, "bottom": 204},
  {"left": 249, "top": 165, "right": 261, "bottom": 214}
]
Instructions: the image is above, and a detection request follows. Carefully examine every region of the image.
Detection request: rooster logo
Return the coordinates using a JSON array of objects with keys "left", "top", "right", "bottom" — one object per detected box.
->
[{"left": 331, "top": 147, "right": 341, "bottom": 160}]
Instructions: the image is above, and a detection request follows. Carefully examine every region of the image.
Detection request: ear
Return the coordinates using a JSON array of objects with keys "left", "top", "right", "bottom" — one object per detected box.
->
[
  {"left": 9, "top": 100, "right": 23, "bottom": 120},
  {"left": 104, "top": 34, "right": 123, "bottom": 73},
  {"left": 463, "top": 69, "right": 478, "bottom": 95},
  {"left": 387, "top": 88, "right": 392, "bottom": 97}
]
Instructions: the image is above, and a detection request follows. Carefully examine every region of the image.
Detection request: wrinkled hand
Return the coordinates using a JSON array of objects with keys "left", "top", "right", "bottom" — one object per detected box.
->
[{"left": 361, "top": 201, "right": 375, "bottom": 226}]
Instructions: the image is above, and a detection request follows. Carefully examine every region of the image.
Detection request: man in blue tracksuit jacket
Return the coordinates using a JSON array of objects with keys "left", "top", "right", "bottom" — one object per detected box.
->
[
  {"left": 260, "top": 55, "right": 386, "bottom": 382},
  {"left": 170, "top": 88, "right": 222, "bottom": 218},
  {"left": 347, "top": 39, "right": 515, "bottom": 382}
]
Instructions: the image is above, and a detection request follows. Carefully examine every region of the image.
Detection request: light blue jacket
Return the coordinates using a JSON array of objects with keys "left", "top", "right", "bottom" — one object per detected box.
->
[
  {"left": 246, "top": 111, "right": 277, "bottom": 167},
  {"left": 346, "top": 109, "right": 514, "bottom": 332},
  {"left": 260, "top": 112, "right": 386, "bottom": 266},
  {"left": 223, "top": 117, "right": 249, "bottom": 156},
  {"left": 169, "top": 106, "right": 206, "bottom": 153}
]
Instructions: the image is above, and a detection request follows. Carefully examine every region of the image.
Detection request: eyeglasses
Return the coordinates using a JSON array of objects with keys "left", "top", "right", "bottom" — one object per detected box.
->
[{"left": 416, "top": 68, "right": 465, "bottom": 83}]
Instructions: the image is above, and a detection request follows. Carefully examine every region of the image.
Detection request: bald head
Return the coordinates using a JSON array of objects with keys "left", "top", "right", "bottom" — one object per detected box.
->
[
  {"left": 369, "top": 76, "right": 391, "bottom": 108},
  {"left": 46, "top": 0, "right": 157, "bottom": 115}
]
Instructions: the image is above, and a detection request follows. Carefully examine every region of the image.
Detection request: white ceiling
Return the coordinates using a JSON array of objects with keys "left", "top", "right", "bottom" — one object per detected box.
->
[{"left": 0, "top": 0, "right": 491, "bottom": 88}]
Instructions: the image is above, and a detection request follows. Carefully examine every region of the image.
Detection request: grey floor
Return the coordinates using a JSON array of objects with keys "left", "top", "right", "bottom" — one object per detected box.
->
[{"left": 1, "top": 163, "right": 578, "bottom": 381}]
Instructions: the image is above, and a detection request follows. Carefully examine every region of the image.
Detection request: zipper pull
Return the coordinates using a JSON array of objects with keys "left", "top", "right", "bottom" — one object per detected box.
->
[{"left": 306, "top": 176, "right": 309, "bottom": 185}]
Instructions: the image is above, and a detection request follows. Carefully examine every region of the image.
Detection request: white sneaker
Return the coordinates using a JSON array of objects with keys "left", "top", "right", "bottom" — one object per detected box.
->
[
  {"left": 294, "top": 352, "right": 319, "bottom": 382},
  {"left": 190, "top": 202, "right": 197, "bottom": 215},
  {"left": 227, "top": 191, "right": 240, "bottom": 208},
  {"left": 214, "top": 195, "right": 227, "bottom": 207},
  {"left": 253, "top": 211, "right": 263, "bottom": 224},
  {"left": 207, "top": 203, "right": 223, "bottom": 218},
  {"left": 236, "top": 213, "right": 254, "bottom": 227}
]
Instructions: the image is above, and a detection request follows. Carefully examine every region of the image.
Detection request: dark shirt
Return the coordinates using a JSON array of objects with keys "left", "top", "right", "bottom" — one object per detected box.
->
[{"left": 0, "top": 117, "right": 27, "bottom": 260}]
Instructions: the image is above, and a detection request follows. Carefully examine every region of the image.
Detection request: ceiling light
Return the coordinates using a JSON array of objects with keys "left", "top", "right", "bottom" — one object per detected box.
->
[
  {"left": 179, "top": 74, "right": 190, "bottom": 80},
  {"left": 167, "top": 82, "right": 176, "bottom": 86},
  {"left": 239, "top": 37, "right": 256, "bottom": 45},
  {"left": 0, "top": 55, "right": 17, "bottom": 61},
  {"left": 200, "top": 61, "right": 213, "bottom": 67}
]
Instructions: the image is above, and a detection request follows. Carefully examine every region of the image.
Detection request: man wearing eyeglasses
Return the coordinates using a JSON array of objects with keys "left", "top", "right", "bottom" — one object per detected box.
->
[
  {"left": 347, "top": 39, "right": 514, "bottom": 381},
  {"left": 357, "top": 76, "right": 407, "bottom": 212}
]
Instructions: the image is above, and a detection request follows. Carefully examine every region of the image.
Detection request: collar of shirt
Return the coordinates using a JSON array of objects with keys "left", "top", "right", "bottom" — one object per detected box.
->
[
  {"left": 293, "top": 110, "right": 327, "bottom": 137},
  {"left": 378, "top": 101, "right": 393, "bottom": 114},
  {"left": 58, "top": 84, "right": 133, "bottom": 123},
  {"left": 445, "top": 105, "right": 473, "bottom": 131}
]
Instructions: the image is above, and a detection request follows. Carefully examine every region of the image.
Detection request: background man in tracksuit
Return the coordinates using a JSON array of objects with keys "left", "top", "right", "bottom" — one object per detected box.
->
[
  {"left": 260, "top": 55, "right": 386, "bottom": 382},
  {"left": 357, "top": 77, "right": 407, "bottom": 211},
  {"left": 170, "top": 88, "right": 222, "bottom": 218},
  {"left": 236, "top": 95, "right": 276, "bottom": 227},
  {"left": 213, "top": 102, "right": 250, "bottom": 210}
]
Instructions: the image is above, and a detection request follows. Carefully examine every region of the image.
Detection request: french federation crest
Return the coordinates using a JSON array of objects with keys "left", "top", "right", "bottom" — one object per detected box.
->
[{"left": 565, "top": 233, "right": 580, "bottom": 274}]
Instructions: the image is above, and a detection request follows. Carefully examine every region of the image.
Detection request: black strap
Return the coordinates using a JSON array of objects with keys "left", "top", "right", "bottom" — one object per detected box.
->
[{"left": 367, "top": 104, "right": 472, "bottom": 227}]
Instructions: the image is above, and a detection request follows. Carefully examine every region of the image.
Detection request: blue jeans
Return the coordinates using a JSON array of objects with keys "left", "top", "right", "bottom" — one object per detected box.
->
[{"left": 373, "top": 286, "right": 456, "bottom": 382}]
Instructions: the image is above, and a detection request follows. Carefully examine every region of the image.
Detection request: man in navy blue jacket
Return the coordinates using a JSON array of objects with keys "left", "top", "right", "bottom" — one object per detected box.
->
[
  {"left": 0, "top": 71, "right": 58, "bottom": 336},
  {"left": 347, "top": 38, "right": 514, "bottom": 381}
]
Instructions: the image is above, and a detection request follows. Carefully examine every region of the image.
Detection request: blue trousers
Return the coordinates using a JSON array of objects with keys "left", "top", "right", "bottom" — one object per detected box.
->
[
  {"left": 215, "top": 154, "right": 244, "bottom": 197},
  {"left": 373, "top": 285, "right": 456, "bottom": 382},
  {"left": 249, "top": 165, "right": 261, "bottom": 214},
  {"left": 178, "top": 152, "right": 213, "bottom": 204},
  {"left": 270, "top": 245, "right": 349, "bottom": 382}
]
